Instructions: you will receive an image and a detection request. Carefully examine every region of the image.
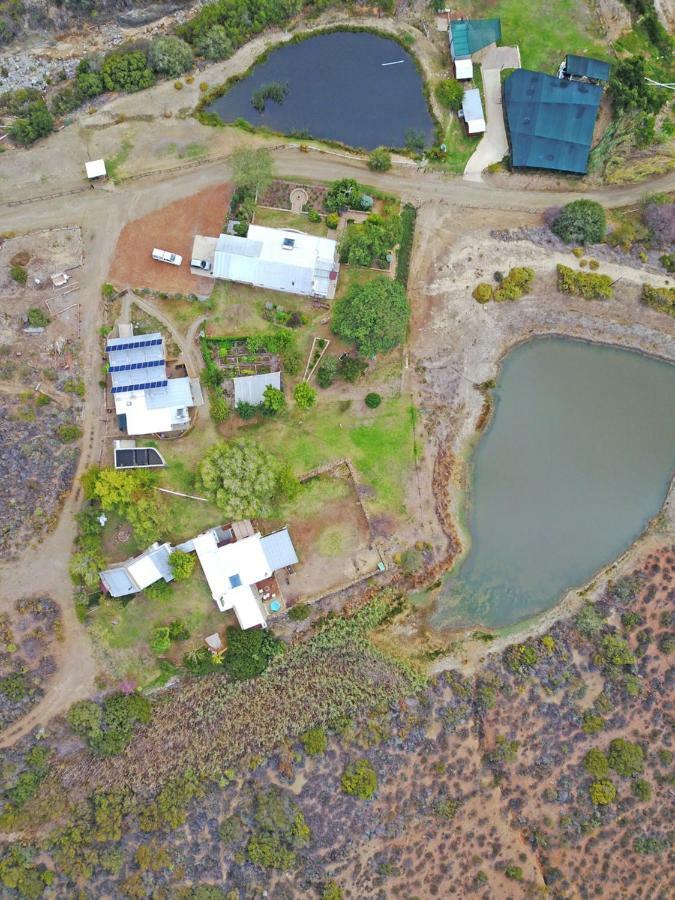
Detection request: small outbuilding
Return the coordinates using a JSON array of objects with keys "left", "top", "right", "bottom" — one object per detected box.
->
[
  {"left": 233, "top": 371, "right": 281, "bottom": 408},
  {"left": 562, "top": 54, "right": 611, "bottom": 84},
  {"left": 100, "top": 541, "right": 174, "bottom": 598},
  {"left": 461, "top": 89, "right": 486, "bottom": 135},
  {"left": 85, "top": 159, "right": 107, "bottom": 180}
]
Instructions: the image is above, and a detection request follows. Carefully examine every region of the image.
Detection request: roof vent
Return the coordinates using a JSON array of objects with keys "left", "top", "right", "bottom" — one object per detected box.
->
[
  {"left": 229, "top": 574, "right": 242, "bottom": 588},
  {"left": 282, "top": 237, "right": 295, "bottom": 250}
]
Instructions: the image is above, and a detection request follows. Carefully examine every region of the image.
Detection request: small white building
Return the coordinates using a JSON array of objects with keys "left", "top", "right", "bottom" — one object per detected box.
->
[
  {"left": 100, "top": 542, "right": 174, "bottom": 598},
  {"left": 461, "top": 88, "right": 486, "bottom": 134},
  {"left": 85, "top": 159, "right": 107, "bottom": 180},
  {"left": 106, "top": 328, "right": 202, "bottom": 436},
  {"left": 233, "top": 371, "right": 281, "bottom": 408},
  {"left": 190, "top": 525, "right": 298, "bottom": 629},
  {"left": 193, "top": 225, "right": 340, "bottom": 299}
]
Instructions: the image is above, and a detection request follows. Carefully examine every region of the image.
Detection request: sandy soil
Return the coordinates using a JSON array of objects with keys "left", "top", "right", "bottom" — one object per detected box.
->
[{"left": 109, "top": 183, "right": 231, "bottom": 294}]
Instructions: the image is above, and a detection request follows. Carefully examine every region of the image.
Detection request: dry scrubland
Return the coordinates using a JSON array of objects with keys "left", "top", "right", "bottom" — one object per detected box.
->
[{"left": 0, "top": 549, "right": 672, "bottom": 896}]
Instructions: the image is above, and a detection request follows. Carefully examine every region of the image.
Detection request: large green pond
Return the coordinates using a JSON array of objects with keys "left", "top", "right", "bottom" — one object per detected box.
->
[{"left": 433, "top": 338, "right": 675, "bottom": 630}]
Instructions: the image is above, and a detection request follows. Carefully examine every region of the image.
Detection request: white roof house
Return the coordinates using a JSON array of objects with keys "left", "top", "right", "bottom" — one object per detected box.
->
[
  {"left": 462, "top": 88, "right": 486, "bottom": 134},
  {"left": 100, "top": 542, "right": 174, "bottom": 598},
  {"left": 210, "top": 225, "right": 339, "bottom": 299},
  {"left": 85, "top": 159, "right": 107, "bottom": 179},
  {"left": 233, "top": 371, "right": 281, "bottom": 407},
  {"left": 192, "top": 526, "right": 299, "bottom": 629},
  {"left": 106, "top": 328, "right": 202, "bottom": 436}
]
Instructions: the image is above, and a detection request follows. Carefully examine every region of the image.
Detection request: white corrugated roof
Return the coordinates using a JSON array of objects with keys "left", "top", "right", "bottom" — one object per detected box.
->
[
  {"left": 462, "top": 88, "right": 486, "bottom": 132},
  {"left": 455, "top": 58, "right": 474, "bottom": 79},
  {"left": 85, "top": 159, "right": 106, "bottom": 178}
]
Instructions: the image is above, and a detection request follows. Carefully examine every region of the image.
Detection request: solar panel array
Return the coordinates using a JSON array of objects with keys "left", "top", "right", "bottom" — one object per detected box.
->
[
  {"left": 111, "top": 379, "right": 168, "bottom": 394},
  {"left": 105, "top": 337, "right": 163, "bottom": 353},
  {"left": 109, "top": 358, "right": 165, "bottom": 373}
]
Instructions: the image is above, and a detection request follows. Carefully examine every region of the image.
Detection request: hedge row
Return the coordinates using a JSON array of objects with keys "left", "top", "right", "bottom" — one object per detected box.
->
[
  {"left": 556, "top": 264, "right": 613, "bottom": 300},
  {"left": 396, "top": 203, "right": 417, "bottom": 289}
]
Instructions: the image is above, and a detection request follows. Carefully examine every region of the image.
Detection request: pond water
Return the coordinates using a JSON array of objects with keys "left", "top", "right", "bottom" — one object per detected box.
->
[
  {"left": 433, "top": 338, "right": 675, "bottom": 630},
  {"left": 207, "top": 31, "right": 435, "bottom": 150}
]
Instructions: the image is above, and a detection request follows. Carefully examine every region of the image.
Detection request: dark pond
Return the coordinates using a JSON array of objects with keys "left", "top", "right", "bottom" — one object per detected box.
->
[
  {"left": 207, "top": 31, "right": 435, "bottom": 150},
  {"left": 433, "top": 338, "right": 675, "bottom": 631}
]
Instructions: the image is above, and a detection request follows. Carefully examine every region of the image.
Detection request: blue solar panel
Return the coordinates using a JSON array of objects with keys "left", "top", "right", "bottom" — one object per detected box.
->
[
  {"left": 105, "top": 337, "right": 163, "bottom": 353},
  {"left": 111, "top": 379, "right": 168, "bottom": 394},
  {"left": 109, "top": 359, "right": 165, "bottom": 373}
]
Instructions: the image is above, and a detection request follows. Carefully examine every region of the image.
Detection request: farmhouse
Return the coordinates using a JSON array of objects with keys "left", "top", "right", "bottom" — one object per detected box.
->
[
  {"left": 100, "top": 542, "right": 174, "bottom": 598},
  {"left": 185, "top": 522, "right": 298, "bottom": 629},
  {"left": 449, "top": 18, "right": 501, "bottom": 80},
  {"left": 106, "top": 328, "right": 202, "bottom": 436},
  {"left": 504, "top": 68, "right": 603, "bottom": 174},
  {"left": 191, "top": 225, "right": 339, "bottom": 299}
]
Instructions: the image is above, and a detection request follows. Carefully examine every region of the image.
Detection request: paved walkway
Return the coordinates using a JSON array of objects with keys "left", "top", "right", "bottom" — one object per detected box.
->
[{"left": 464, "top": 46, "right": 521, "bottom": 182}]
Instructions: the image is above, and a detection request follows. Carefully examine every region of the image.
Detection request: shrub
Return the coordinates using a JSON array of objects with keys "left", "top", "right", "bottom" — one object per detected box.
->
[
  {"left": 174, "top": 81, "right": 183, "bottom": 90},
  {"left": 27, "top": 308, "right": 49, "bottom": 327},
  {"left": 262, "top": 385, "right": 286, "bottom": 415},
  {"left": 326, "top": 213, "right": 339, "bottom": 230},
  {"left": 641, "top": 283, "right": 675, "bottom": 317},
  {"left": 210, "top": 391, "right": 230, "bottom": 423},
  {"left": 221, "top": 626, "right": 283, "bottom": 681},
  {"left": 472, "top": 282, "right": 493, "bottom": 303},
  {"left": 597, "top": 633, "right": 635, "bottom": 668},
  {"left": 632, "top": 778, "right": 651, "bottom": 802},
  {"left": 9, "top": 100, "right": 54, "bottom": 145},
  {"left": 300, "top": 727, "right": 327, "bottom": 755},
  {"left": 151, "top": 626, "right": 172, "bottom": 654},
  {"left": 168, "top": 619, "right": 190, "bottom": 642},
  {"left": 307, "top": 208, "right": 321, "bottom": 223},
  {"left": 10, "top": 265, "right": 27, "bottom": 284},
  {"left": 57, "top": 424, "right": 81, "bottom": 443},
  {"left": 294, "top": 382, "right": 316, "bottom": 410},
  {"left": 659, "top": 253, "right": 674, "bottom": 273},
  {"left": 368, "top": 147, "right": 392, "bottom": 172},
  {"left": 282, "top": 347, "right": 302, "bottom": 375},
  {"left": 607, "top": 738, "right": 644, "bottom": 777},
  {"left": 493, "top": 267, "right": 534, "bottom": 302},
  {"left": 101, "top": 51, "right": 155, "bottom": 93},
  {"left": 236, "top": 401, "right": 257, "bottom": 419},
  {"left": 194, "top": 25, "right": 233, "bottom": 61},
  {"left": 341, "top": 759, "right": 377, "bottom": 799},
  {"left": 581, "top": 712, "right": 605, "bottom": 734},
  {"left": 552, "top": 200, "right": 606, "bottom": 244},
  {"left": 170, "top": 550, "right": 195, "bottom": 581},
  {"left": 322, "top": 883, "right": 343, "bottom": 900},
  {"left": 339, "top": 356, "right": 367, "bottom": 383},
  {"left": 583, "top": 748, "right": 609, "bottom": 778},
  {"left": 504, "top": 642, "right": 538, "bottom": 673},
  {"left": 365, "top": 392, "right": 382, "bottom": 409},
  {"left": 148, "top": 36, "right": 194, "bottom": 78},
  {"left": 556, "top": 264, "right": 613, "bottom": 300},
  {"left": 589, "top": 779, "right": 616, "bottom": 805},
  {"left": 317, "top": 356, "right": 338, "bottom": 388},
  {"left": 505, "top": 864, "right": 524, "bottom": 881},
  {"left": 288, "top": 603, "right": 310, "bottom": 621},
  {"left": 332, "top": 277, "right": 409, "bottom": 357},
  {"left": 435, "top": 78, "right": 464, "bottom": 110}
]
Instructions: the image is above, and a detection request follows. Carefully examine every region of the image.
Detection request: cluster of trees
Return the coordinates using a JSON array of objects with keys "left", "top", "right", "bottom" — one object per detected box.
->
[
  {"left": 0, "top": 88, "right": 54, "bottom": 145},
  {"left": 246, "top": 788, "right": 311, "bottom": 870},
  {"left": 82, "top": 466, "right": 161, "bottom": 544},
  {"left": 435, "top": 78, "right": 464, "bottom": 111},
  {"left": 339, "top": 213, "right": 401, "bottom": 268},
  {"left": 324, "top": 178, "right": 370, "bottom": 214},
  {"left": 199, "top": 438, "right": 298, "bottom": 518},
  {"left": 584, "top": 738, "right": 646, "bottom": 806},
  {"left": 332, "top": 276, "right": 409, "bottom": 357},
  {"left": 67, "top": 692, "right": 152, "bottom": 756},
  {"left": 178, "top": 0, "right": 309, "bottom": 55}
]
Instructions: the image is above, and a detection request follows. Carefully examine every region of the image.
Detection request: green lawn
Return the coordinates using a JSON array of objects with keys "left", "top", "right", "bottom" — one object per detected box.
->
[
  {"left": 335, "top": 265, "right": 385, "bottom": 299},
  {"left": 441, "top": 116, "right": 477, "bottom": 174},
  {"left": 464, "top": 0, "right": 609, "bottom": 72},
  {"left": 253, "top": 206, "right": 329, "bottom": 237},
  {"left": 246, "top": 395, "right": 418, "bottom": 517}
]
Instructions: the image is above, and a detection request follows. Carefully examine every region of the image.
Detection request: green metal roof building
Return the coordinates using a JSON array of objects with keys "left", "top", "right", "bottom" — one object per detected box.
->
[
  {"left": 564, "top": 54, "right": 611, "bottom": 83},
  {"left": 449, "top": 18, "right": 502, "bottom": 58},
  {"left": 504, "top": 69, "right": 603, "bottom": 175}
]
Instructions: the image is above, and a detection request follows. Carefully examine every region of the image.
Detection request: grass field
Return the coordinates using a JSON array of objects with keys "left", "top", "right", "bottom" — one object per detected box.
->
[
  {"left": 253, "top": 206, "right": 329, "bottom": 237},
  {"left": 465, "top": 0, "right": 609, "bottom": 72},
  {"left": 335, "top": 265, "right": 384, "bottom": 299}
]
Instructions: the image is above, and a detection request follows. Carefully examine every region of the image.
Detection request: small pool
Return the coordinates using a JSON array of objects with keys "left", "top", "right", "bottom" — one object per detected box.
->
[{"left": 269, "top": 600, "right": 282, "bottom": 613}]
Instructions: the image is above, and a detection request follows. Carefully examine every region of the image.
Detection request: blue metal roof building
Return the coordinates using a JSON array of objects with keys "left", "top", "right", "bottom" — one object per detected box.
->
[
  {"left": 564, "top": 54, "right": 611, "bottom": 83},
  {"left": 504, "top": 69, "right": 603, "bottom": 175},
  {"left": 450, "top": 18, "right": 502, "bottom": 58}
]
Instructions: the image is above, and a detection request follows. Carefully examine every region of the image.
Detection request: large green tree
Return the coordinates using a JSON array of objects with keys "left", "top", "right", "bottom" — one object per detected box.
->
[
  {"left": 552, "top": 200, "right": 606, "bottom": 245},
  {"left": 199, "top": 439, "right": 296, "bottom": 518},
  {"left": 82, "top": 467, "right": 161, "bottom": 544},
  {"left": 148, "top": 36, "right": 194, "bottom": 78},
  {"left": 332, "top": 276, "right": 409, "bottom": 357},
  {"left": 101, "top": 51, "right": 155, "bottom": 93},
  {"left": 229, "top": 147, "right": 274, "bottom": 197}
]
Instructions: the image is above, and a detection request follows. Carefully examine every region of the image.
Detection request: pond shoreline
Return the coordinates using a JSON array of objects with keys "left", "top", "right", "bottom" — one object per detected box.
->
[{"left": 408, "top": 221, "right": 675, "bottom": 669}]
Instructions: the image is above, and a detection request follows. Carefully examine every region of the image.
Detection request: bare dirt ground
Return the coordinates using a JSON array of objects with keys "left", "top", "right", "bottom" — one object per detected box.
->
[{"left": 109, "top": 183, "right": 231, "bottom": 294}]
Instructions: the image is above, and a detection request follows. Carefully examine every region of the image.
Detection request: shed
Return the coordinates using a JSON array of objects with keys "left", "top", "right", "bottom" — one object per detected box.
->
[
  {"left": 564, "top": 54, "right": 611, "bottom": 83},
  {"left": 455, "top": 58, "right": 474, "bottom": 80},
  {"left": 461, "top": 89, "right": 486, "bottom": 134},
  {"left": 504, "top": 68, "right": 603, "bottom": 174},
  {"left": 233, "top": 371, "right": 281, "bottom": 407},
  {"left": 260, "top": 528, "right": 298, "bottom": 571},
  {"left": 450, "top": 18, "right": 502, "bottom": 59},
  {"left": 85, "top": 159, "right": 107, "bottom": 180}
]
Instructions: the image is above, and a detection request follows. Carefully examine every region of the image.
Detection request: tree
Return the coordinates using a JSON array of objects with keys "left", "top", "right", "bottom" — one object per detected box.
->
[
  {"left": 148, "top": 36, "right": 194, "bottom": 78},
  {"left": 69, "top": 547, "right": 105, "bottom": 590},
  {"left": 332, "top": 277, "right": 409, "bottom": 357},
  {"left": 365, "top": 392, "right": 381, "bottom": 409},
  {"left": 583, "top": 748, "right": 609, "bottom": 778},
  {"left": 10, "top": 100, "right": 54, "bottom": 145},
  {"left": 607, "top": 739, "right": 644, "bottom": 777},
  {"left": 222, "top": 626, "right": 283, "bottom": 681},
  {"left": 317, "top": 356, "right": 338, "bottom": 388},
  {"left": 339, "top": 356, "right": 367, "bottom": 383},
  {"left": 101, "top": 51, "right": 155, "bottom": 93},
  {"left": 435, "top": 78, "right": 464, "bottom": 111},
  {"left": 199, "top": 439, "right": 291, "bottom": 518},
  {"left": 229, "top": 147, "right": 274, "bottom": 197},
  {"left": 170, "top": 550, "right": 195, "bottom": 581},
  {"left": 341, "top": 759, "right": 377, "bottom": 799},
  {"left": 84, "top": 467, "right": 161, "bottom": 544},
  {"left": 325, "top": 178, "right": 363, "bottom": 213},
  {"left": 195, "top": 25, "right": 233, "bottom": 61},
  {"left": 262, "top": 384, "right": 286, "bottom": 415},
  {"left": 368, "top": 147, "right": 392, "bottom": 172},
  {"left": 294, "top": 382, "right": 316, "bottom": 410},
  {"left": 340, "top": 214, "right": 401, "bottom": 267},
  {"left": 608, "top": 57, "right": 665, "bottom": 115},
  {"left": 68, "top": 699, "right": 103, "bottom": 741},
  {"left": 589, "top": 779, "right": 616, "bottom": 805},
  {"left": 552, "top": 200, "right": 606, "bottom": 244}
]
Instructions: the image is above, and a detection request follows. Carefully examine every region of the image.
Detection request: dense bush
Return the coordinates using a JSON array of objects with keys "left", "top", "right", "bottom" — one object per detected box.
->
[
  {"left": 300, "top": 727, "right": 327, "bottom": 755},
  {"left": 170, "top": 550, "right": 195, "bottom": 581},
  {"left": 340, "top": 213, "right": 401, "bottom": 267},
  {"left": 552, "top": 200, "right": 606, "bottom": 244},
  {"left": 246, "top": 788, "right": 310, "bottom": 870},
  {"left": 584, "top": 748, "right": 609, "bottom": 777},
  {"left": 148, "top": 36, "right": 194, "bottom": 78},
  {"left": 607, "top": 738, "right": 644, "bottom": 777},
  {"left": 222, "top": 625, "right": 284, "bottom": 681},
  {"left": 339, "top": 355, "right": 368, "bottom": 383},
  {"left": 101, "top": 51, "right": 155, "bottom": 93},
  {"left": 317, "top": 356, "right": 338, "bottom": 388},
  {"left": 9, "top": 100, "right": 53, "bottom": 145},
  {"left": 332, "top": 277, "right": 409, "bottom": 357},
  {"left": 341, "top": 759, "right": 377, "bottom": 799},
  {"left": 67, "top": 692, "right": 151, "bottom": 756},
  {"left": 326, "top": 213, "right": 339, "bottom": 230},
  {"left": 294, "top": 382, "right": 316, "bottom": 410},
  {"left": 556, "top": 265, "right": 613, "bottom": 300},
  {"left": 57, "top": 424, "right": 81, "bottom": 443},
  {"left": 27, "top": 308, "right": 49, "bottom": 328},
  {"left": 194, "top": 24, "right": 233, "bottom": 60},
  {"left": 262, "top": 385, "right": 286, "bottom": 415},
  {"left": 368, "top": 147, "right": 392, "bottom": 171},
  {"left": 324, "top": 178, "right": 364, "bottom": 213},
  {"left": 608, "top": 56, "right": 666, "bottom": 115},
  {"left": 589, "top": 779, "right": 616, "bottom": 805},
  {"left": 494, "top": 266, "right": 534, "bottom": 301},
  {"left": 641, "top": 283, "right": 675, "bottom": 317},
  {"left": 435, "top": 78, "right": 464, "bottom": 110}
]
